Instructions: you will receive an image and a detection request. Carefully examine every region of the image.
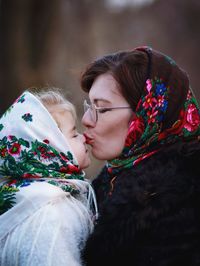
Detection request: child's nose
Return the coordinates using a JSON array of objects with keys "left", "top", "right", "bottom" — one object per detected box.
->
[{"left": 82, "top": 133, "right": 86, "bottom": 143}]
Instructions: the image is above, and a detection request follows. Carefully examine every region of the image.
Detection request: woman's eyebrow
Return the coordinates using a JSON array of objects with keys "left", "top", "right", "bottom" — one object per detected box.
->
[{"left": 93, "top": 98, "right": 111, "bottom": 104}]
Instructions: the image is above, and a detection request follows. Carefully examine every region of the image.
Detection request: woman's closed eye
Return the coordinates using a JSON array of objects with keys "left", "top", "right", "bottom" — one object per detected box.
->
[{"left": 98, "top": 108, "right": 112, "bottom": 113}]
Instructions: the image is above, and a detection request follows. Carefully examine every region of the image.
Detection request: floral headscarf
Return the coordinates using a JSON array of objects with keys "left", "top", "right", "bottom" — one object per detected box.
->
[
  {"left": 107, "top": 46, "right": 200, "bottom": 175},
  {"left": 0, "top": 91, "right": 85, "bottom": 214}
]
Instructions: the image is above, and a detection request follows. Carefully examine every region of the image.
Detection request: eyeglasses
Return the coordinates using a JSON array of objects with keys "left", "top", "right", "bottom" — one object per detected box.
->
[{"left": 83, "top": 99, "right": 131, "bottom": 123}]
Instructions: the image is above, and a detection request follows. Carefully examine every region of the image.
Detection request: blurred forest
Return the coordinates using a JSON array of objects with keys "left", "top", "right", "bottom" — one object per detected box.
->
[{"left": 0, "top": 0, "right": 200, "bottom": 178}]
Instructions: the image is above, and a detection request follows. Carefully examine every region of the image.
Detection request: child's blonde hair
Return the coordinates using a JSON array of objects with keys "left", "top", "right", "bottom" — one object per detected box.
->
[{"left": 30, "top": 88, "right": 77, "bottom": 121}]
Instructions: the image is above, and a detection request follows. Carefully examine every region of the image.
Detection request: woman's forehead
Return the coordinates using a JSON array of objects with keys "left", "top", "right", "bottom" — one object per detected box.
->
[{"left": 89, "top": 73, "right": 122, "bottom": 101}]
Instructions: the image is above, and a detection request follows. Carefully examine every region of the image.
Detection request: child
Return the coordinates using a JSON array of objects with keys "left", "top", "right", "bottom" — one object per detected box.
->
[{"left": 0, "top": 89, "right": 97, "bottom": 266}]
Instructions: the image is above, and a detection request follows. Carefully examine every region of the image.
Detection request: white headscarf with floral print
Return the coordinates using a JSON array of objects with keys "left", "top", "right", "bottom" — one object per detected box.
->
[
  {"left": 0, "top": 91, "right": 97, "bottom": 216},
  {"left": 0, "top": 91, "right": 84, "bottom": 181}
]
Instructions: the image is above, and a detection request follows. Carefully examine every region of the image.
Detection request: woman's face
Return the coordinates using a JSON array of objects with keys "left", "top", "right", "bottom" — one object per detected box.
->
[{"left": 82, "top": 73, "right": 133, "bottom": 160}]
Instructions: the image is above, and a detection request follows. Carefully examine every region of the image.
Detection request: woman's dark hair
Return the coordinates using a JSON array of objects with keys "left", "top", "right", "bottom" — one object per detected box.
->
[
  {"left": 80, "top": 50, "right": 149, "bottom": 111},
  {"left": 80, "top": 47, "right": 190, "bottom": 129}
]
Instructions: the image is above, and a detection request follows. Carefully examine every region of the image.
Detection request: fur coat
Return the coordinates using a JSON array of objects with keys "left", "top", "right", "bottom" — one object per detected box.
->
[{"left": 82, "top": 140, "right": 200, "bottom": 266}]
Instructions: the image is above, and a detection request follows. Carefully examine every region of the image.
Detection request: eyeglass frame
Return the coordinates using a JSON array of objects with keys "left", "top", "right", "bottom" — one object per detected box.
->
[{"left": 83, "top": 99, "right": 132, "bottom": 123}]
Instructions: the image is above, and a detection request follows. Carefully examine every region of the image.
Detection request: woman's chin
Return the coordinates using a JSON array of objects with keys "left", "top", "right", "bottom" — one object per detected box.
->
[
  {"left": 91, "top": 148, "right": 121, "bottom": 161},
  {"left": 91, "top": 149, "right": 108, "bottom": 160}
]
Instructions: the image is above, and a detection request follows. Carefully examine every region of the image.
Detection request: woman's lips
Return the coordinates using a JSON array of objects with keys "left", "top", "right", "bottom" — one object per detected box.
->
[{"left": 84, "top": 133, "right": 94, "bottom": 145}]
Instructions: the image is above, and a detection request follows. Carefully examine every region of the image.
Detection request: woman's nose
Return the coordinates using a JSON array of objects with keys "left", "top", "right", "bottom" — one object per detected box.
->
[{"left": 81, "top": 111, "right": 95, "bottom": 128}]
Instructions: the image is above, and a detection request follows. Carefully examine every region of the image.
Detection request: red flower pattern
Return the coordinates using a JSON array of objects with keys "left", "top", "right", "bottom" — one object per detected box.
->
[
  {"left": 0, "top": 147, "right": 7, "bottom": 157},
  {"left": 8, "top": 143, "right": 21, "bottom": 155},
  {"left": 147, "top": 109, "right": 158, "bottom": 124},
  {"left": 125, "top": 117, "right": 145, "bottom": 147},
  {"left": 157, "top": 95, "right": 165, "bottom": 107},
  {"left": 22, "top": 173, "right": 39, "bottom": 178},
  {"left": 184, "top": 103, "right": 200, "bottom": 132},
  {"left": 60, "top": 164, "right": 79, "bottom": 174},
  {"left": 60, "top": 153, "right": 69, "bottom": 162},
  {"left": 143, "top": 93, "right": 157, "bottom": 109}
]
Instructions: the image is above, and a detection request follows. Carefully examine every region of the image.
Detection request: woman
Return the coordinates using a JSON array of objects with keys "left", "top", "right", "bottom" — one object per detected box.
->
[
  {"left": 0, "top": 89, "right": 97, "bottom": 266},
  {"left": 81, "top": 46, "right": 200, "bottom": 266}
]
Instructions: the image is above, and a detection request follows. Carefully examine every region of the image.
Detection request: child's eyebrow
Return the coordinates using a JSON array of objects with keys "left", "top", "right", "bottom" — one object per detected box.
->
[{"left": 70, "top": 125, "right": 76, "bottom": 131}]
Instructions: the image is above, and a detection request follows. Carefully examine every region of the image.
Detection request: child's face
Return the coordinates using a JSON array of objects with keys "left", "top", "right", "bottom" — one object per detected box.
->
[{"left": 52, "top": 110, "right": 91, "bottom": 169}]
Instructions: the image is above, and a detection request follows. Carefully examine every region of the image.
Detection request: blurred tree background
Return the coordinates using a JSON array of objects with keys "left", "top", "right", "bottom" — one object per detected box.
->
[{"left": 0, "top": 0, "right": 200, "bottom": 178}]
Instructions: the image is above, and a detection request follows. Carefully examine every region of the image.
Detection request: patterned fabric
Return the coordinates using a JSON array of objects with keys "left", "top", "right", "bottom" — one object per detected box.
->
[
  {"left": 0, "top": 91, "right": 85, "bottom": 214},
  {"left": 107, "top": 47, "right": 200, "bottom": 175}
]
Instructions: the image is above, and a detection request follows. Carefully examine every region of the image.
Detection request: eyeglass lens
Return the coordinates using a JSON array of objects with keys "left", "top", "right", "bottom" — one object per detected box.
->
[{"left": 84, "top": 100, "right": 97, "bottom": 123}]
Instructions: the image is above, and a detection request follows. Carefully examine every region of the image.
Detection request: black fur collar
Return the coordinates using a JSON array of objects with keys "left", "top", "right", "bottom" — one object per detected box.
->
[
  {"left": 83, "top": 140, "right": 200, "bottom": 266},
  {"left": 94, "top": 139, "right": 200, "bottom": 218}
]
